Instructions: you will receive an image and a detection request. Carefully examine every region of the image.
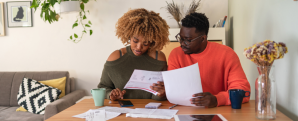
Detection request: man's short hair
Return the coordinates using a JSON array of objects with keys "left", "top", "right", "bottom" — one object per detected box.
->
[{"left": 181, "top": 12, "right": 209, "bottom": 35}]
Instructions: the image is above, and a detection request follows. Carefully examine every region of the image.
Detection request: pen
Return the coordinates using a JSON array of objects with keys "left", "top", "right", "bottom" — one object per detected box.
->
[{"left": 169, "top": 104, "right": 178, "bottom": 109}]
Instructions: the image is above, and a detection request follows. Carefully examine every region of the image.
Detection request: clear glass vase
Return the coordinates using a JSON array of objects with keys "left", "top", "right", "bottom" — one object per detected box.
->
[{"left": 255, "top": 66, "right": 276, "bottom": 120}]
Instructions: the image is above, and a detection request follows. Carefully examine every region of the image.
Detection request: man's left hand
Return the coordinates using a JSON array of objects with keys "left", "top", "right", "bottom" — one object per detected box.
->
[
  {"left": 150, "top": 81, "right": 166, "bottom": 97},
  {"left": 191, "top": 92, "right": 218, "bottom": 108}
]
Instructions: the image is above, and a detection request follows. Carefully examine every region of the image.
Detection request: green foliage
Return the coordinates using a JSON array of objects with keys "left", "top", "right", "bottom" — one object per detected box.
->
[{"left": 31, "top": 0, "right": 95, "bottom": 43}]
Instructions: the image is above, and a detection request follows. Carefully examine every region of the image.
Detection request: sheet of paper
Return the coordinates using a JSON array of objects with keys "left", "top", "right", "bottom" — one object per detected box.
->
[
  {"left": 85, "top": 109, "right": 106, "bottom": 121},
  {"left": 126, "top": 108, "right": 178, "bottom": 119},
  {"left": 73, "top": 109, "right": 121, "bottom": 120},
  {"left": 162, "top": 63, "right": 203, "bottom": 106},
  {"left": 97, "top": 106, "right": 133, "bottom": 113},
  {"left": 124, "top": 69, "right": 163, "bottom": 95}
]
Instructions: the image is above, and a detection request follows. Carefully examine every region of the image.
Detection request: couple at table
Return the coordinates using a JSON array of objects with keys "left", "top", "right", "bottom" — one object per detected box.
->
[{"left": 97, "top": 8, "right": 250, "bottom": 108}]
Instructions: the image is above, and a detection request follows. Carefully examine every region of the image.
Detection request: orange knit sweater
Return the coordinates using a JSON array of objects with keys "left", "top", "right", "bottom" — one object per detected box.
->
[{"left": 168, "top": 41, "right": 251, "bottom": 106}]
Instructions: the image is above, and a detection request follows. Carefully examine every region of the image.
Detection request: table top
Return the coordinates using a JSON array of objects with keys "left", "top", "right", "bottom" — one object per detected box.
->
[{"left": 45, "top": 99, "right": 292, "bottom": 121}]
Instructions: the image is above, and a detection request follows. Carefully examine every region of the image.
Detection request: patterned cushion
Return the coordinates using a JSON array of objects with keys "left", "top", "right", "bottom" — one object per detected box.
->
[{"left": 17, "top": 78, "right": 62, "bottom": 114}]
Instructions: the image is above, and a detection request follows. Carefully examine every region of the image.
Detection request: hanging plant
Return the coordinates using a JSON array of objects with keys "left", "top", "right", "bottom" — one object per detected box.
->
[{"left": 30, "top": 0, "right": 94, "bottom": 43}]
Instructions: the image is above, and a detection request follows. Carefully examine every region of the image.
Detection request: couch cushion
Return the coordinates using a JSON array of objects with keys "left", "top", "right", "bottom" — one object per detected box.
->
[
  {"left": 10, "top": 71, "right": 69, "bottom": 106},
  {"left": 0, "top": 72, "right": 15, "bottom": 106},
  {"left": 17, "top": 78, "right": 62, "bottom": 114},
  {"left": 0, "top": 107, "right": 43, "bottom": 121},
  {"left": 0, "top": 106, "right": 9, "bottom": 111}
]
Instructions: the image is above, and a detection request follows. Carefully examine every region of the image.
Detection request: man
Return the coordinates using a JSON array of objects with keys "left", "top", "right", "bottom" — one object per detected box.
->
[{"left": 151, "top": 12, "right": 250, "bottom": 108}]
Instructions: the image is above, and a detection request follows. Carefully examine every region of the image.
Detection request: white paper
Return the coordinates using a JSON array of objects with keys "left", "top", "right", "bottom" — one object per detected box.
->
[
  {"left": 126, "top": 108, "right": 178, "bottom": 119},
  {"left": 162, "top": 63, "right": 203, "bottom": 106},
  {"left": 124, "top": 69, "right": 163, "bottom": 95},
  {"left": 97, "top": 106, "right": 133, "bottom": 113},
  {"left": 85, "top": 109, "right": 105, "bottom": 121},
  {"left": 73, "top": 109, "right": 121, "bottom": 121}
]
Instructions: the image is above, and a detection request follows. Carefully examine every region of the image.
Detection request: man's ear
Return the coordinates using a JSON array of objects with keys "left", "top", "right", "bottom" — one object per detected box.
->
[{"left": 202, "top": 35, "right": 208, "bottom": 42}]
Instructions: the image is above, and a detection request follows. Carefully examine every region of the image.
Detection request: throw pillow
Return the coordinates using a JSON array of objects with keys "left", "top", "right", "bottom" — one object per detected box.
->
[
  {"left": 17, "top": 78, "right": 62, "bottom": 114},
  {"left": 16, "top": 77, "right": 66, "bottom": 112}
]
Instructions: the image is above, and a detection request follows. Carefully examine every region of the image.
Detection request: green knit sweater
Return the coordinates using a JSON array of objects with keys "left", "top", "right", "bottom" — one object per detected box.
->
[{"left": 98, "top": 46, "right": 167, "bottom": 101}]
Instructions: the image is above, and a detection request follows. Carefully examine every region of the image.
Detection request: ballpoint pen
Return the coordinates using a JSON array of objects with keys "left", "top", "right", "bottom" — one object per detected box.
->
[{"left": 169, "top": 104, "right": 178, "bottom": 109}]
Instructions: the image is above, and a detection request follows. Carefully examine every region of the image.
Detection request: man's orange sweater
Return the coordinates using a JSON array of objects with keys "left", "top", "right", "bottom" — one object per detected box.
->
[{"left": 168, "top": 41, "right": 251, "bottom": 106}]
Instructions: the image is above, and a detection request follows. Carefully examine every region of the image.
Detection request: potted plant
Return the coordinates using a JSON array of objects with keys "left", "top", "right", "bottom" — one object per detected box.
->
[{"left": 31, "top": 0, "right": 94, "bottom": 43}]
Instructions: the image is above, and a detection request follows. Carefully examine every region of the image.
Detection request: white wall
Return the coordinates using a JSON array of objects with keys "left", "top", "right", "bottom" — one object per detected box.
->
[
  {"left": 228, "top": 0, "right": 298, "bottom": 120},
  {"left": 0, "top": 0, "right": 227, "bottom": 95}
]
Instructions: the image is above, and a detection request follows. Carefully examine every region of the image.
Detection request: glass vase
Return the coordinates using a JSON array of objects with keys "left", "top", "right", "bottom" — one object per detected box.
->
[{"left": 255, "top": 66, "right": 276, "bottom": 120}]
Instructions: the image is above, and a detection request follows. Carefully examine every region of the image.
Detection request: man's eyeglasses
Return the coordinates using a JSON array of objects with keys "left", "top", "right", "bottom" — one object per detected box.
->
[{"left": 175, "top": 33, "right": 205, "bottom": 45}]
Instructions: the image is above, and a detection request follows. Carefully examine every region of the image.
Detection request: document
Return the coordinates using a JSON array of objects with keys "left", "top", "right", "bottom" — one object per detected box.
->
[
  {"left": 85, "top": 109, "right": 106, "bottom": 121},
  {"left": 123, "top": 63, "right": 202, "bottom": 106},
  {"left": 162, "top": 63, "right": 203, "bottom": 106},
  {"left": 73, "top": 109, "right": 121, "bottom": 121},
  {"left": 124, "top": 69, "right": 163, "bottom": 95},
  {"left": 98, "top": 106, "right": 133, "bottom": 113},
  {"left": 126, "top": 108, "right": 178, "bottom": 119}
]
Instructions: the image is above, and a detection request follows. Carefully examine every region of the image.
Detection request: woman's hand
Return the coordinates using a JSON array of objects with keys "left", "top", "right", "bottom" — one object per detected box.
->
[
  {"left": 150, "top": 81, "right": 166, "bottom": 97},
  {"left": 109, "top": 88, "right": 126, "bottom": 101}
]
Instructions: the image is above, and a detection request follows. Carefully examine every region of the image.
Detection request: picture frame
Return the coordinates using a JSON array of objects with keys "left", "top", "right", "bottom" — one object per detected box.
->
[
  {"left": 0, "top": 2, "right": 5, "bottom": 36},
  {"left": 6, "top": 1, "right": 32, "bottom": 27}
]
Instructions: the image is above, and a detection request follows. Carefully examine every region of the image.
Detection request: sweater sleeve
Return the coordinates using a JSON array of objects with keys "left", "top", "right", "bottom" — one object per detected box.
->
[
  {"left": 97, "top": 64, "right": 115, "bottom": 100},
  {"left": 215, "top": 50, "right": 251, "bottom": 106},
  {"left": 167, "top": 48, "right": 180, "bottom": 70}
]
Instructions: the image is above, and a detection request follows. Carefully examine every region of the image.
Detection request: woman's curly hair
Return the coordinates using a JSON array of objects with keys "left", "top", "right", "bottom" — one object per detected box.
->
[{"left": 116, "top": 8, "right": 170, "bottom": 52}]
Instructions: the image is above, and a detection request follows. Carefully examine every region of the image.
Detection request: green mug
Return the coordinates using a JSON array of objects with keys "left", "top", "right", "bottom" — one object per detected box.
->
[{"left": 90, "top": 88, "right": 106, "bottom": 106}]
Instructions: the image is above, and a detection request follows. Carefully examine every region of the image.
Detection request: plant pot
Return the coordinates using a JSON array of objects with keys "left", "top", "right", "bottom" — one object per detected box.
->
[{"left": 54, "top": 1, "right": 80, "bottom": 14}]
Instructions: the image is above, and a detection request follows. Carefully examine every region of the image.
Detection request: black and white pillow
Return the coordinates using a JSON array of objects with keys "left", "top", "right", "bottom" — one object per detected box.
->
[{"left": 17, "top": 78, "right": 62, "bottom": 114}]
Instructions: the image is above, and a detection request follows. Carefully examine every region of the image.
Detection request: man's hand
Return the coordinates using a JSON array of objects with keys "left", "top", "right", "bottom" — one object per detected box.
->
[
  {"left": 150, "top": 81, "right": 166, "bottom": 97},
  {"left": 190, "top": 92, "right": 218, "bottom": 108},
  {"left": 109, "top": 88, "right": 126, "bottom": 101}
]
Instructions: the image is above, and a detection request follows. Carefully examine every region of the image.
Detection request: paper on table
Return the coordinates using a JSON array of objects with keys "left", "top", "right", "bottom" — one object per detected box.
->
[
  {"left": 124, "top": 69, "right": 163, "bottom": 95},
  {"left": 86, "top": 109, "right": 105, "bottom": 121},
  {"left": 73, "top": 109, "right": 121, "bottom": 120},
  {"left": 126, "top": 108, "right": 178, "bottom": 119},
  {"left": 162, "top": 63, "right": 203, "bottom": 106},
  {"left": 98, "top": 106, "right": 133, "bottom": 113}
]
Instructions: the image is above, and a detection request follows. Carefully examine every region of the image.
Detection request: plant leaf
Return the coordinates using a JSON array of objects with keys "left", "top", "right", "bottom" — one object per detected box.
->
[
  {"left": 72, "top": 23, "right": 78, "bottom": 29},
  {"left": 85, "top": 24, "right": 90, "bottom": 27},
  {"left": 49, "top": 0, "right": 56, "bottom": 7},
  {"left": 75, "top": 19, "right": 78, "bottom": 23},
  {"left": 88, "top": 21, "right": 92, "bottom": 25},
  {"left": 90, "top": 30, "right": 93, "bottom": 35},
  {"left": 82, "top": 0, "right": 89, "bottom": 3},
  {"left": 74, "top": 33, "right": 78, "bottom": 38},
  {"left": 83, "top": 15, "right": 86, "bottom": 20},
  {"left": 80, "top": 3, "right": 84, "bottom": 11},
  {"left": 70, "top": 35, "right": 73, "bottom": 40},
  {"left": 83, "top": 30, "right": 87, "bottom": 33},
  {"left": 58, "top": 0, "right": 61, "bottom": 4}
]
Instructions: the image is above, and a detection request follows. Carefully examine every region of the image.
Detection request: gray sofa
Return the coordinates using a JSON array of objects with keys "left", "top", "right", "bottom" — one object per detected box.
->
[{"left": 0, "top": 71, "right": 86, "bottom": 121}]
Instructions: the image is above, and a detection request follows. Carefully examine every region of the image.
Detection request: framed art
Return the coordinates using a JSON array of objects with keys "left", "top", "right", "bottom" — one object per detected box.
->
[
  {"left": 0, "top": 2, "right": 5, "bottom": 36},
  {"left": 6, "top": 1, "right": 32, "bottom": 27}
]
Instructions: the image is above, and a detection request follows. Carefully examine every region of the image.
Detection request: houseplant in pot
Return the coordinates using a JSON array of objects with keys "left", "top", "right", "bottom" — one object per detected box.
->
[{"left": 31, "top": 0, "right": 94, "bottom": 43}]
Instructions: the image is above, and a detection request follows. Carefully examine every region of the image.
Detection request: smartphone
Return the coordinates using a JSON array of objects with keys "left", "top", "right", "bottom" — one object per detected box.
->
[{"left": 118, "top": 100, "right": 134, "bottom": 107}]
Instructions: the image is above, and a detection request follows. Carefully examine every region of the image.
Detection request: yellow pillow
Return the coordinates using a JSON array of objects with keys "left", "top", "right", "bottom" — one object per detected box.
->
[{"left": 16, "top": 77, "right": 66, "bottom": 112}]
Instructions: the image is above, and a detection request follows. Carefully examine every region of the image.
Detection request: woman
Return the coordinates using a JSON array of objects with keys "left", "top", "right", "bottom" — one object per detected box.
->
[{"left": 98, "top": 8, "right": 170, "bottom": 101}]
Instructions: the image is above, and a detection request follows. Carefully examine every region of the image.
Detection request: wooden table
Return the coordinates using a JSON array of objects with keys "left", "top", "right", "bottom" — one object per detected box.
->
[{"left": 46, "top": 99, "right": 292, "bottom": 121}]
